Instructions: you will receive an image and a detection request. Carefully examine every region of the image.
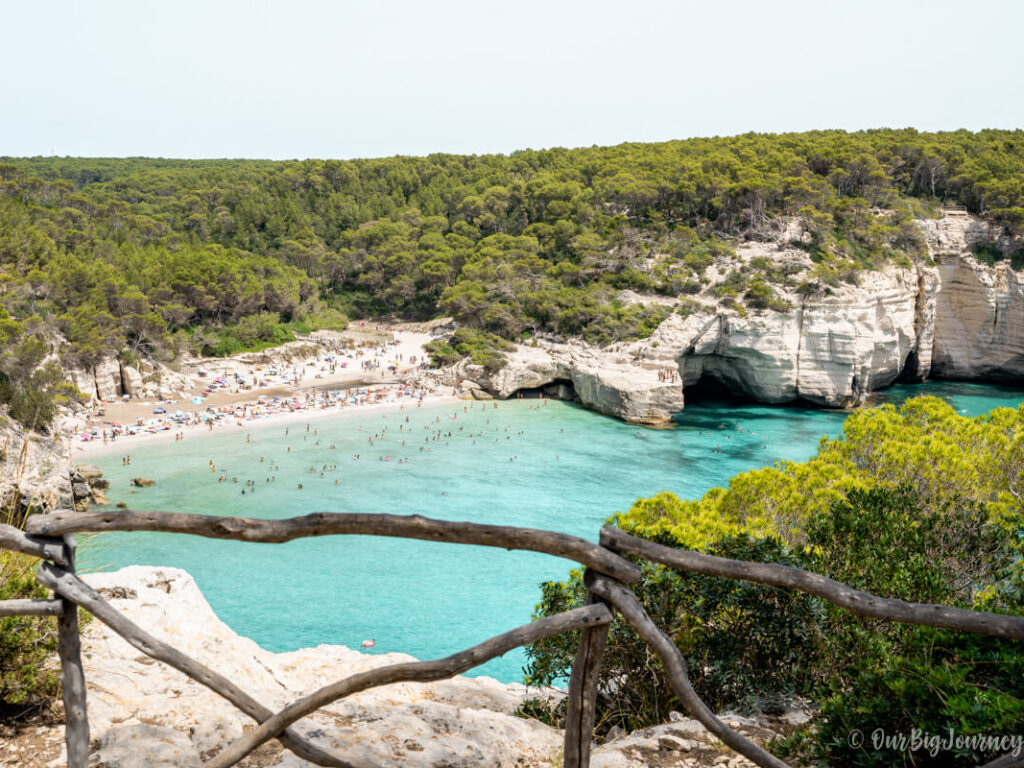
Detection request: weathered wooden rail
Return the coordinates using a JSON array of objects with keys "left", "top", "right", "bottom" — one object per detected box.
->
[{"left": 2, "top": 510, "right": 1023, "bottom": 768}]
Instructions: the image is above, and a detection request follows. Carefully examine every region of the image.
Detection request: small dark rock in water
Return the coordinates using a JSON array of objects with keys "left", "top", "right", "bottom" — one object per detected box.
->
[
  {"left": 130, "top": 477, "right": 155, "bottom": 487},
  {"left": 116, "top": 501, "right": 127, "bottom": 508}
]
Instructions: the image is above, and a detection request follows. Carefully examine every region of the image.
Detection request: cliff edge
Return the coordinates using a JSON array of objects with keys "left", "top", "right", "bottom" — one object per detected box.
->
[{"left": 451, "top": 215, "right": 1024, "bottom": 425}]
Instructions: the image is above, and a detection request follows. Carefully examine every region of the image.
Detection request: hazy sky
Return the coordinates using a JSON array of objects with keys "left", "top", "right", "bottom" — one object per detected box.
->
[{"left": 3, "top": 0, "right": 1022, "bottom": 159}]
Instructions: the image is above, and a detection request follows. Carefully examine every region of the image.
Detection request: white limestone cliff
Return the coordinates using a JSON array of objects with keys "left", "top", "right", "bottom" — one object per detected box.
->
[
  {"left": 0, "top": 421, "right": 73, "bottom": 515},
  {"left": 452, "top": 215, "right": 1023, "bottom": 426}
]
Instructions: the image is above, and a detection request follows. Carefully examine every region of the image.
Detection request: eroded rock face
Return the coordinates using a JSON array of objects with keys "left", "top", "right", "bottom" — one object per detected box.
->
[
  {"left": 932, "top": 255, "right": 1024, "bottom": 379},
  {"left": 463, "top": 341, "right": 685, "bottom": 426},
  {"left": 0, "top": 421, "right": 72, "bottom": 516},
  {"left": 66, "top": 359, "right": 194, "bottom": 404},
  {"left": 454, "top": 215, "right": 1023, "bottom": 425},
  {"left": 461, "top": 268, "right": 926, "bottom": 423},
  {"left": 93, "top": 358, "right": 124, "bottom": 401},
  {"left": 75, "top": 567, "right": 562, "bottom": 768}
]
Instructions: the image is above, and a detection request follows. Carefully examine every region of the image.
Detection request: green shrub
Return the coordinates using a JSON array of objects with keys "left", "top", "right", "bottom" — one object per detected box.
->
[
  {"left": 529, "top": 400, "right": 1024, "bottom": 765},
  {"left": 0, "top": 552, "right": 59, "bottom": 710},
  {"left": 525, "top": 535, "right": 821, "bottom": 734},
  {"left": 971, "top": 243, "right": 1003, "bottom": 266},
  {"left": 745, "top": 279, "right": 774, "bottom": 309},
  {"left": 786, "top": 488, "right": 1024, "bottom": 767},
  {"left": 425, "top": 328, "right": 513, "bottom": 372}
]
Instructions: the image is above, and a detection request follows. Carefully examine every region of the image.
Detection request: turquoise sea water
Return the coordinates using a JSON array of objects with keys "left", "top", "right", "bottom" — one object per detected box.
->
[{"left": 80, "top": 381, "right": 1024, "bottom": 682}]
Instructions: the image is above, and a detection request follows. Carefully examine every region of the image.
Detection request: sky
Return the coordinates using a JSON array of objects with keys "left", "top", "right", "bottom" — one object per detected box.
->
[{"left": 2, "top": 0, "right": 1022, "bottom": 160}]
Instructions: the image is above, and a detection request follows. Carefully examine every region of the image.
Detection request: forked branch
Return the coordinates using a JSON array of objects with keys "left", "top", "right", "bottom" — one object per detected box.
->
[{"left": 586, "top": 571, "right": 791, "bottom": 768}]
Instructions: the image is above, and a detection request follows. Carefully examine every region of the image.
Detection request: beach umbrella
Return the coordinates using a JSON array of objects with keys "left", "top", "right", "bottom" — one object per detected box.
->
[{"left": 192, "top": 396, "right": 204, "bottom": 405}]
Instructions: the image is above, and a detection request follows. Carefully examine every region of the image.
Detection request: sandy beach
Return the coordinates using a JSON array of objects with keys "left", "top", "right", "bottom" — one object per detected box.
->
[{"left": 72, "top": 329, "right": 462, "bottom": 459}]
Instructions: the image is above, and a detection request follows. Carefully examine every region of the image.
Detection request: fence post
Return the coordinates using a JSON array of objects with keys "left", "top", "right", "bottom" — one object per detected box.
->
[
  {"left": 56, "top": 533, "right": 89, "bottom": 768},
  {"left": 562, "top": 582, "right": 610, "bottom": 768}
]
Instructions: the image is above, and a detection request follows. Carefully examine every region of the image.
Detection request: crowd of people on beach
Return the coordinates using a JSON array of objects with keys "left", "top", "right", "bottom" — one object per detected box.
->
[{"left": 75, "top": 336, "right": 444, "bottom": 448}]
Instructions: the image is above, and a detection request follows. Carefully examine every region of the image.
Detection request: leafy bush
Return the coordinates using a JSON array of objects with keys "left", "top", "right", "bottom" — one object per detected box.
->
[
  {"left": 745, "top": 279, "right": 774, "bottom": 309},
  {"left": 424, "top": 328, "right": 513, "bottom": 372},
  {"left": 0, "top": 551, "right": 59, "bottom": 711},
  {"left": 788, "top": 487, "right": 1024, "bottom": 767},
  {"left": 528, "top": 399, "right": 1024, "bottom": 764},
  {"left": 525, "top": 535, "right": 821, "bottom": 734}
]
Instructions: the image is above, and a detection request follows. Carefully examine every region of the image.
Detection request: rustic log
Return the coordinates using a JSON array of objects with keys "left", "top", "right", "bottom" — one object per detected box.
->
[
  {"left": 586, "top": 572, "right": 791, "bottom": 768},
  {"left": 35, "top": 563, "right": 352, "bottom": 768},
  {"left": 563, "top": 587, "right": 610, "bottom": 768},
  {"left": 56, "top": 535, "right": 89, "bottom": 768},
  {"left": 602, "top": 527, "right": 1024, "bottom": 640},
  {"left": 0, "top": 522, "right": 69, "bottom": 566},
  {"left": 0, "top": 598, "right": 63, "bottom": 616},
  {"left": 205, "top": 603, "right": 614, "bottom": 768},
  {"left": 25, "top": 510, "right": 641, "bottom": 583}
]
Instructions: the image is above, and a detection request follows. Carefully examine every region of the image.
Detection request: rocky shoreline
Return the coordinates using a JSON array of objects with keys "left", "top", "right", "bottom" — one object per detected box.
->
[
  {"left": 444, "top": 215, "right": 1024, "bottom": 425},
  {"left": 7, "top": 216, "right": 1023, "bottom": 514},
  {"left": 0, "top": 566, "right": 797, "bottom": 768}
]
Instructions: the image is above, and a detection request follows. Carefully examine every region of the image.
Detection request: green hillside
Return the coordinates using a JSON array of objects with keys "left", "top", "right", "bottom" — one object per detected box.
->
[{"left": 2, "top": 129, "right": 1024, "bottom": 427}]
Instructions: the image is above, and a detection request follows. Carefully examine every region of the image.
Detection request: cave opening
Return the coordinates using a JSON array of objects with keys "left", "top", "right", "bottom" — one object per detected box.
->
[
  {"left": 681, "top": 368, "right": 757, "bottom": 406},
  {"left": 510, "top": 378, "right": 578, "bottom": 401}
]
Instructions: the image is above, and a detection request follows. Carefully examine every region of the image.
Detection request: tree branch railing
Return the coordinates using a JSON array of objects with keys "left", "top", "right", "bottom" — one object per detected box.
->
[{"left": 3, "top": 509, "right": 1023, "bottom": 768}]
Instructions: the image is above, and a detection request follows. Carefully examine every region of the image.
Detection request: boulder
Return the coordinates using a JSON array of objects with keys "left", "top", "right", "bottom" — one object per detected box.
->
[
  {"left": 94, "top": 358, "right": 124, "bottom": 401},
  {"left": 66, "top": 367, "right": 98, "bottom": 401},
  {"left": 119, "top": 362, "right": 144, "bottom": 398},
  {"left": 76, "top": 464, "right": 105, "bottom": 481}
]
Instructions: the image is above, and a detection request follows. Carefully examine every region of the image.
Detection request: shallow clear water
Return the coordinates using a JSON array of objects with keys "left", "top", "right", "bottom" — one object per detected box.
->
[{"left": 80, "top": 381, "right": 1024, "bottom": 682}]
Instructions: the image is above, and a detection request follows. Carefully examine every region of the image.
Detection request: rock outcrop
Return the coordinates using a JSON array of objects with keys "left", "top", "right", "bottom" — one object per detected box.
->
[
  {"left": 9, "top": 566, "right": 791, "bottom": 768},
  {"left": 451, "top": 215, "right": 1024, "bottom": 425},
  {"left": 931, "top": 255, "right": 1024, "bottom": 380},
  {"left": 68, "top": 567, "right": 563, "bottom": 768},
  {"left": 65, "top": 359, "right": 193, "bottom": 404},
  {"left": 591, "top": 710, "right": 786, "bottom": 768},
  {"left": 0, "top": 420, "right": 73, "bottom": 519}
]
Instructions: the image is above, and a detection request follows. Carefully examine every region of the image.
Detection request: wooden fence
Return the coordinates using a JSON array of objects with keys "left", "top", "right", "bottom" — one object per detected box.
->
[{"left": 3, "top": 509, "right": 1024, "bottom": 768}]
